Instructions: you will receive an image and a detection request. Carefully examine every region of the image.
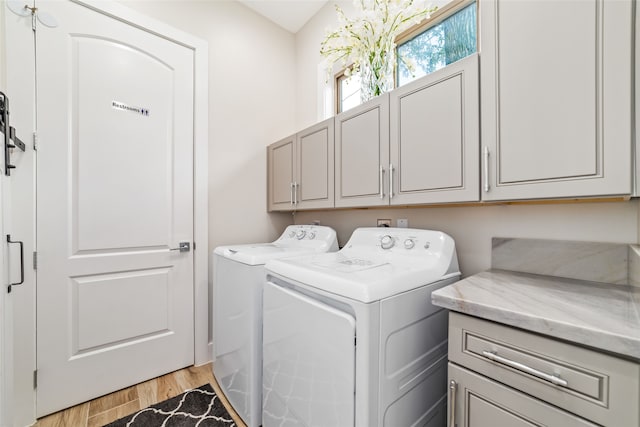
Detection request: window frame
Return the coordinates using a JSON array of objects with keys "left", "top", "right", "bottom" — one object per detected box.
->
[{"left": 334, "top": 0, "right": 477, "bottom": 114}]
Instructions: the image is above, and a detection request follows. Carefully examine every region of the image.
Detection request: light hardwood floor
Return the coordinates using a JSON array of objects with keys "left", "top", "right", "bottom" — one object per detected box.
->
[{"left": 34, "top": 363, "right": 246, "bottom": 427}]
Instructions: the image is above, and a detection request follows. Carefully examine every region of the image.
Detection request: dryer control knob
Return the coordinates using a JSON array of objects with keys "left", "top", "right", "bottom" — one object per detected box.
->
[
  {"left": 296, "top": 230, "right": 306, "bottom": 240},
  {"left": 307, "top": 231, "right": 316, "bottom": 240},
  {"left": 289, "top": 231, "right": 296, "bottom": 238},
  {"left": 380, "top": 235, "right": 394, "bottom": 249},
  {"left": 404, "top": 239, "right": 415, "bottom": 249}
]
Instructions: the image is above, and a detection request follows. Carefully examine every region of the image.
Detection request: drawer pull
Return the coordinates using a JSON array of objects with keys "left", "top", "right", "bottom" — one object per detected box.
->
[
  {"left": 449, "top": 380, "right": 457, "bottom": 427},
  {"left": 482, "top": 351, "right": 568, "bottom": 387}
]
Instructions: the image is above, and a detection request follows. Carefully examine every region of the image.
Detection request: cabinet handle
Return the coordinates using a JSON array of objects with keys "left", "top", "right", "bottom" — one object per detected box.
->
[
  {"left": 482, "top": 351, "right": 568, "bottom": 387},
  {"left": 379, "top": 165, "right": 385, "bottom": 199},
  {"left": 449, "top": 380, "right": 457, "bottom": 427},
  {"left": 6, "top": 234, "right": 24, "bottom": 293},
  {"left": 483, "top": 146, "right": 490, "bottom": 192},
  {"left": 294, "top": 181, "right": 298, "bottom": 205},
  {"left": 290, "top": 182, "right": 294, "bottom": 205},
  {"left": 389, "top": 163, "right": 394, "bottom": 199}
]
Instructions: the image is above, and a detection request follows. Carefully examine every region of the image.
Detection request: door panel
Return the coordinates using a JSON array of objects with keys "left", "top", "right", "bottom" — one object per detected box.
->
[
  {"left": 481, "top": 0, "right": 632, "bottom": 200},
  {"left": 296, "top": 117, "right": 334, "bottom": 210},
  {"left": 399, "top": 75, "right": 463, "bottom": 192},
  {"left": 498, "top": 1, "right": 597, "bottom": 183},
  {"left": 448, "top": 364, "right": 598, "bottom": 427},
  {"left": 390, "top": 54, "right": 479, "bottom": 205},
  {"left": 335, "top": 93, "right": 389, "bottom": 208},
  {"left": 268, "top": 136, "right": 294, "bottom": 211},
  {"left": 73, "top": 36, "right": 173, "bottom": 251},
  {"left": 36, "top": 0, "right": 194, "bottom": 416},
  {"left": 263, "top": 282, "right": 355, "bottom": 427}
]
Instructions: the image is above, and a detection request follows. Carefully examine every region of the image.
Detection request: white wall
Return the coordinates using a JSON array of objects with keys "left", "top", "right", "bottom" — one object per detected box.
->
[{"left": 293, "top": 1, "right": 640, "bottom": 276}]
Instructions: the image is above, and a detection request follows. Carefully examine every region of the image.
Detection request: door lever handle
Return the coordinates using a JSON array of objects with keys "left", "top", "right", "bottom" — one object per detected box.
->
[
  {"left": 169, "top": 242, "right": 190, "bottom": 252},
  {"left": 6, "top": 234, "right": 24, "bottom": 293}
]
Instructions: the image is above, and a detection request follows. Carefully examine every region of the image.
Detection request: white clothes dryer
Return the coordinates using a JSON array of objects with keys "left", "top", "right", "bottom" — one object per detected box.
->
[
  {"left": 212, "top": 225, "right": 338, "bottom": 427},
  {"left": 262, "top": 227, "right": 460, "bottom": 427}
]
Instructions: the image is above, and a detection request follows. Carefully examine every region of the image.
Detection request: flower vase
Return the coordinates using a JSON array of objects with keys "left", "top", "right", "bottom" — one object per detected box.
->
[{"left": 359, "top": 52, "right": 395, "bottom": 103}]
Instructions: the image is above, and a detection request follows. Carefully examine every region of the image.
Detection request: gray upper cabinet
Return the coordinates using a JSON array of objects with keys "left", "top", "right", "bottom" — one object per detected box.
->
[
  {"left": 267, "top": 118, "right": 334, "bottom": 211},
  {"left": 480, "top": 0, "right": 633, "bottom": 201},
  {"left": 335, "top": 55, "right": 479, "bottom": 208},
  {"left": 335, "top": 93, "right": 390, "bottom": 208},
  {"left": 267, "top": 135, "right": 295, "bottom": 211},
  {"left": 390, "top": 54, "right": 479, "bottom": 205}
]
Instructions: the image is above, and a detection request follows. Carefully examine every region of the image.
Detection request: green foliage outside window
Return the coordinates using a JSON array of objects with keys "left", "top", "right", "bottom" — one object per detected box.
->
[{"left": 397, "top": 2, "right": 477, "bottom": 86}]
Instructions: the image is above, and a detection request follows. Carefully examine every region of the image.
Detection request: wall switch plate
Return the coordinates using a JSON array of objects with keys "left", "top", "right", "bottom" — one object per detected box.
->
[
  {"left": 397, "top": 219, "right": 408, "bottom": 228},
  {"left": 377, "top": 219, "right": 391, "bottom": 227}
]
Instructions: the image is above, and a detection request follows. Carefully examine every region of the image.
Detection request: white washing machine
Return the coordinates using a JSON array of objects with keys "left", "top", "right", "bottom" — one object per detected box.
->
[
  {"left": 212, "top": 225, "right": 338, "bottom": 427},
  {"left": 262, "top": 227, "right": 460, "bottom": 427}
]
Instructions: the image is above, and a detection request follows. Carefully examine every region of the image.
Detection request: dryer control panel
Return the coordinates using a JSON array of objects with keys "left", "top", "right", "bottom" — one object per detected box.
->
[{"left": 342, "top": 227, "right": 449, "bottom": 256}]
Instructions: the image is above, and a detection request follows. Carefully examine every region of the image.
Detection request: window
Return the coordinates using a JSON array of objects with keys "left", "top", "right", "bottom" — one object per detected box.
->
[
  {"left": 397, "top": 1, "right": 477, "bottom": 86},
  {"left": 337, "top": 71, "right": 361, "bottom": 114},
  {"left": 334, "top": 0, "right": 477, "bottom": 113}
]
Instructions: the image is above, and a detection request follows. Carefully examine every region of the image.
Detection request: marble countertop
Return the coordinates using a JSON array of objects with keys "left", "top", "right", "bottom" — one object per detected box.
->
[{"left": 432, "top": 269, "right": 640, "bottom": 361}]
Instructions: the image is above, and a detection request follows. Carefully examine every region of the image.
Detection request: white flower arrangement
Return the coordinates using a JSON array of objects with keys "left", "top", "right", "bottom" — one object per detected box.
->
[{"left": 320, "top": 0, "right": 437, "bottom": 102}]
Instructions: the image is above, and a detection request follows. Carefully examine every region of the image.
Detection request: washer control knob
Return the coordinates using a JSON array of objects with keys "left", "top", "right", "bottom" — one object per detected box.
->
[
  {"left": 404, "top": 239, "right": 415, "bottom": 249},
  {"left": 296, "top": 229, "right": 306, "bottom": 240},
  {"left": 307, "top": 231, "right": 316, "bottom": 240},
  {"left": 380, "top": 235, "right": 394, "bottom": 249},
  {"left": 289, "top": 231, "right": 296, "bottom": 238}
]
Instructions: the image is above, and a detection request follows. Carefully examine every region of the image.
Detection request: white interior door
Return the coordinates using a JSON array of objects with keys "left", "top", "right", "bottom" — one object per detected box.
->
[{"left": 35, "top": 0, "right": 195, "bottom": 416}]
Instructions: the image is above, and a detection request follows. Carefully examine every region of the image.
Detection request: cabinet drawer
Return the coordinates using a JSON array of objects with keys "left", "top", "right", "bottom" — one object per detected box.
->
[
  {"left": 448, "top": 363, "right": 598, "bottom": 427},
  {"left": 449, "top": 312, "right": 640, "bottom": 426}
]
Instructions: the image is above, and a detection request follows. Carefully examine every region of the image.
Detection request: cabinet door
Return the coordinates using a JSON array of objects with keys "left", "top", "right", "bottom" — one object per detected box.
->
[
  {"left": 390, "top": 55, "right": 479, "bottom": 205},
  {"left": 295, "top": 117, "right": 334, "bottom": 210},
  {"left": 335, "top": 93, "right": 390, "bottom": 207},
  {"left": 481, "top": 0, "right": 632, "bottom": 201},
  {"left": 448, "top": 364, "right": 598, "bottom": 427},
  {"left": 267, "top": 135, "right": 295, "bottom": 211}
]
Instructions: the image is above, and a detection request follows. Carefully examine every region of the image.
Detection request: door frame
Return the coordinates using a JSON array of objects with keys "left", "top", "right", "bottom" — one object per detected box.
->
[{"left": 5, "top": 0, "right": 209, "bottom": 424}]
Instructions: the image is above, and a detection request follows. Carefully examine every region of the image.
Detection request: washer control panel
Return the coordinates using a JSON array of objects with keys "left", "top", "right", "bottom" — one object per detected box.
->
[{"left": 276, "top": 225, "right": 338, "bottom": 251}]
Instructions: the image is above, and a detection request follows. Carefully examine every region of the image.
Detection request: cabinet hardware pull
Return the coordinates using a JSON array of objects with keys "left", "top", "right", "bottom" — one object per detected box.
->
[
  {"left": 483, "top": 146, "right": 490, "bottom": 192},
  {"left": 482, "top": 351, "right": 568, "bottom": 387},
  {"left": 379, "top": 165, "right": 385, "bottom": 199},
  {"left": 389, "top": 163, "right": 394, "bottom": 199},
  {"left": 449, "top": 380, "right": 457, "bottom": 427},
  {"left": 290, "top": 182, "right": 294, "bottom": 205},
  {"left": 293, "top": 182, "right": 298, "bottom": 205},
  {"left": 6, "top": 234, "right": 24, "bottom": 293}
]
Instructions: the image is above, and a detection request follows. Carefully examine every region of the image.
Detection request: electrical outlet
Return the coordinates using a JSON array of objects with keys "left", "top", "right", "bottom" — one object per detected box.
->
[
  {"left": 377, "top": 219, "right": 391, "bottom": 227},
  {"left": 397, "top": 219, "right": 408, "bottom": 228}
]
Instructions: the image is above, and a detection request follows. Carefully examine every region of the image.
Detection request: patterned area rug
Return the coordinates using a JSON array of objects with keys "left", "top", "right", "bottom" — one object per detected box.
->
[{"left": 104, "top": 384, "right": 236, "bottom": 427}]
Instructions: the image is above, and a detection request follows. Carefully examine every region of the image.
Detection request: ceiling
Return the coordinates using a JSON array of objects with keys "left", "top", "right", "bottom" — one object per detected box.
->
[{"left": 238, "top": 0, "right": 328, "bottom": 33}]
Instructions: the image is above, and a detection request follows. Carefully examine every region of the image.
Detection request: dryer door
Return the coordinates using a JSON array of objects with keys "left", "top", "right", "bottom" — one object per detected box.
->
[{"left": 263, "top": 282, "right": 356, "bottom": 427}]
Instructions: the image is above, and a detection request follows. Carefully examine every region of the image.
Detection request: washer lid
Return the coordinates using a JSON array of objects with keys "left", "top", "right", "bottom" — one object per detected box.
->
[
  {"left": 265, "top": 227, "right": 461, "bottom": 302},
  {"left": 213, "top": 225, "right": 339, "bottom": 266},
  {"left": 214, "top": 243, "right": 320, "bottom": 266}
]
